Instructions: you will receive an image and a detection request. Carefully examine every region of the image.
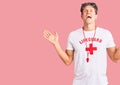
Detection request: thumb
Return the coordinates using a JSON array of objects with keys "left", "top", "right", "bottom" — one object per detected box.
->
[
  {"left": 55, "top": 32, "right": 59, "bottom": 40},
  {"left": 55, "top": 32, "right": 58, "bottom": 37}
]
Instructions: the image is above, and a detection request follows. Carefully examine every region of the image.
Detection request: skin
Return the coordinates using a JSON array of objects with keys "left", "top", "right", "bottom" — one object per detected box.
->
[{"left": 43, "top": 5, "right": 120, "bottom": 65}]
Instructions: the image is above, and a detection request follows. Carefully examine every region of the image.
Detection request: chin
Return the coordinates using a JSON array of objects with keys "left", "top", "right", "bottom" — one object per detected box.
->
[{"left": 85, "top": 22, "right": 92, "bottom": 24}]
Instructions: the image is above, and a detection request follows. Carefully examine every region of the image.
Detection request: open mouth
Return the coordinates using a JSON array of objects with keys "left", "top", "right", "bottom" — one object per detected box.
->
[{"left": 87, "top": 16, "right": 92, "bottom": 19}]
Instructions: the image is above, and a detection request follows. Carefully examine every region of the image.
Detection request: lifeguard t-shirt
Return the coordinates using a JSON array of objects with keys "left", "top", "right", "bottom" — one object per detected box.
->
[{"left": 67, "top": 27, "right": 116, "bottom": 85}]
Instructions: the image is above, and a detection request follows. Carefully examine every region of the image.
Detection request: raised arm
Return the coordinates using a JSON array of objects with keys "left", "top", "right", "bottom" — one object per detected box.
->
[{"left": 43, "top": 30, "right": 74, "bottom": 65}]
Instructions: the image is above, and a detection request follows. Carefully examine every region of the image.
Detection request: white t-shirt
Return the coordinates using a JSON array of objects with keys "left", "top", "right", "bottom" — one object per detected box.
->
[{"left": 67, "top": 27, "right": 115, "bottom": 85}]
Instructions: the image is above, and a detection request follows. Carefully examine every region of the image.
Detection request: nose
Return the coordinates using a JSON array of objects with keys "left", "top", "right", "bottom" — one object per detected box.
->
[{"left": 87, "top": 10, "right": 91, "bottom": 14}]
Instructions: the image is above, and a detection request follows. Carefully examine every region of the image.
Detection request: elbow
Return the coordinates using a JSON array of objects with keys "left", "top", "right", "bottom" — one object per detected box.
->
[
  {"left": 113, "top": 60, "right": 119, "bottom": 63},
  {"left": 114, "top": 59, "right": 120, "bottom": 63},
  {"left": 64, "top": 60, "right": 72, "bottom": 66},
  {"left": 65, "top": 62, "right": 71, "bottom": 66},
  {"left": 110, "top": 54, "right": 120, "bottom": 63},
  {"left": 112, "top": 57, "right": 120, "bottom": 63}
]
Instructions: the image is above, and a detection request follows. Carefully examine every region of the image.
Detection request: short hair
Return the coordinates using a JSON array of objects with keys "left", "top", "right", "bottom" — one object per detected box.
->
[{"left": 80, "top": 2, "right": 98, "bottom": 14}]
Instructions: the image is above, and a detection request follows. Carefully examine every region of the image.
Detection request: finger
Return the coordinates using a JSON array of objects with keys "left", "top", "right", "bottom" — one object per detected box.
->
[
  {"left": 55, "top": 32, "right": 58, "bottom": 37},
  {"left": 43, "top": 34, "right": 49, "bottom": 40},
  {"left": 44, "top": 30, "right": 52, "bottom": 35},
  {"left": 43, "top": 34, "right": 53, "bottom": 43},
  {"left": 43, "top": 30, "right": 51, "bottom": 38},
  {"left": 43, "top": 30, "right": 49, "bottom": 35},
  {"left": 43, "top": 32, "right": 51, "bottom": 38},
  {"left": 54, "top": 32, "right": 58, "bottom": 38},
  {"left": 44, "top": 32, "right": 50, "bottom": 37}
]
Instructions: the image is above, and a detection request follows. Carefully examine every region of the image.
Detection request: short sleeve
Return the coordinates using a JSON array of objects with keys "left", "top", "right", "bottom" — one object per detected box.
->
[
  {"left": 66, "top": 33, "right": 74, "bottom": 50},
  {"left": 106, "top": 31, "right": 116, "bottom": 48}
]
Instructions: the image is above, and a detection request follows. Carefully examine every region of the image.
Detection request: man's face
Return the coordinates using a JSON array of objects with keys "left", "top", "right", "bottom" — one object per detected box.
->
[{"left": 81, "top": 5, "right": 97, "bottom": 24}]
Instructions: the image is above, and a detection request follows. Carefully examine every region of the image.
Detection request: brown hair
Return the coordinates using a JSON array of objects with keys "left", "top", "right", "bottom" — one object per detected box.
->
[{"left": 80, "top": 2, "right": 98, "bottom": 14}]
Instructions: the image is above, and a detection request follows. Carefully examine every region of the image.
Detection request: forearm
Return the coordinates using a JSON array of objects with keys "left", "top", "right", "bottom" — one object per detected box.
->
[
  {"left": 43, "top": 30, "right": 73, "bottom": 64},
  {"left": 53, "top": 42, "right": 71, "bottom": 65}
]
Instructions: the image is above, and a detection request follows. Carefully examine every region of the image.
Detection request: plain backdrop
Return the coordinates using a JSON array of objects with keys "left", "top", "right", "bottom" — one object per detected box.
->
[{"left": 0, "top": 0, "right": 120, "bottom": 85}]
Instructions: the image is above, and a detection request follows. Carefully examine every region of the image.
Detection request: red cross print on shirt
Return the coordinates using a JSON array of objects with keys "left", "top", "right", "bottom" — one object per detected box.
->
[{"left": 86, "top": 43, "right": 97, "bottom": 55}]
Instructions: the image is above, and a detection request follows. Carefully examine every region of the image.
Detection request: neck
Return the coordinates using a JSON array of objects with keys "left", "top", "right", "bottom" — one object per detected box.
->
[{"left": 83, "top": 23, "right": 96, "bottom": 31}]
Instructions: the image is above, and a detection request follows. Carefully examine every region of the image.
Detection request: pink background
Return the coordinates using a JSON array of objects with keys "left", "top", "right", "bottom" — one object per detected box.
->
[{"left": 0, "top": 0, "right": 120, "bottom": 85}]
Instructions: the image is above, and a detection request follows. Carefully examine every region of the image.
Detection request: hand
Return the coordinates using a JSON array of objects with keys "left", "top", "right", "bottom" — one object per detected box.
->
[{"left": 43, "top": 30, "right": 59, "bottom": 45}]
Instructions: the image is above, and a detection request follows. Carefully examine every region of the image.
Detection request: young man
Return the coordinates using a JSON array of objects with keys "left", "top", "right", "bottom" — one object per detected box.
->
[{"left": 43, "top": 2, "right": 120, "bottom": 85}]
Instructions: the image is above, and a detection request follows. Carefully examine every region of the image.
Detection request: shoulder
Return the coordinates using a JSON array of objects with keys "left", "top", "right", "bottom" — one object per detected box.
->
[{"left": 97, "top": 27, "right": 112, "bottom": 34}]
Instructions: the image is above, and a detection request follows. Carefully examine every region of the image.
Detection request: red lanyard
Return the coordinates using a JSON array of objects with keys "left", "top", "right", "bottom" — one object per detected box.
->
[{"left": 82, "top": 27, "right": 96, "bottom": 62}]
